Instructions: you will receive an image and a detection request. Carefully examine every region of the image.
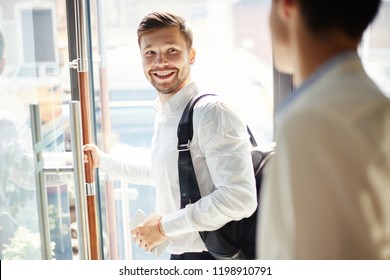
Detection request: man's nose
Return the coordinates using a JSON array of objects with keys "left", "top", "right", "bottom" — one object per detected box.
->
[{"left": 154, "top": 53, "right": 166, "bottom": 66}]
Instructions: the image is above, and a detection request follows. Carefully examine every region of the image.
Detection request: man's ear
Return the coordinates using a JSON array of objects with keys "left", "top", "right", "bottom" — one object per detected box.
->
[
  {"left": 189, "top": 48, "right": 196, "bottom": 64},
  {"left": 278, "top": 0, "right": 298, "bottom": 20}
]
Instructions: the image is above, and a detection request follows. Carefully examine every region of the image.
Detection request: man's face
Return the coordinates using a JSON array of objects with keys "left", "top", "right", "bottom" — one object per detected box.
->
[{"left": 139, "top": 27, "right": 195, "bottom": 95}]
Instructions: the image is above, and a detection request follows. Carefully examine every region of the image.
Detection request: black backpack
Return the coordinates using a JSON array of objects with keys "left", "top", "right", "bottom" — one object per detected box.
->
[{"left": 177, "top": 94, "right": 275, "bottom": 260}]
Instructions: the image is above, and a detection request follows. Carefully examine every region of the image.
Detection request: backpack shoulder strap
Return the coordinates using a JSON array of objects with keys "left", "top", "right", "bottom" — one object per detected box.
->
[
  {"left": 178, "top": 94, "right": 257, "bottom": 148},
  {"left": 177, "top": 94, "right": 216, "bottom": 208},
  {"left": 177, "top": 94, "right": 216, "bottom": 150}
]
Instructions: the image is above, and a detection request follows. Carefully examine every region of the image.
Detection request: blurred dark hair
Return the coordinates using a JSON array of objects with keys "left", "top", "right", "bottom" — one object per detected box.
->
[
  {"left": 137, "top": 12, "right": 193, "bottom": 48},
  {"left": 298, "top": 0, "right": 381, "bottom": 39}
]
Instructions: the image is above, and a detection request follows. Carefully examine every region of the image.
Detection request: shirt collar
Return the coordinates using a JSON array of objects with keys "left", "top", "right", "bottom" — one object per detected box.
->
[
  {"left": 277, "top": 51, "right": 359, "bottom": 113},
  {"left": 163, "top": 81, "right": 199, "bottom": 112}
]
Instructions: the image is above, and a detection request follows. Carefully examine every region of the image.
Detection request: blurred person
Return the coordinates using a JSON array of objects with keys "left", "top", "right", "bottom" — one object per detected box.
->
[
  {"left": 258, "top": 0, "right": 390, "bottom": 259},
  {"left": 84, "top": 12, "right": 257, "bottom": 260},
  {"left": 0, "top": 29, "right": 34, "bottom": 259},
  {"left": 0, "top": 32, "right": 29, "bottom": 132}
]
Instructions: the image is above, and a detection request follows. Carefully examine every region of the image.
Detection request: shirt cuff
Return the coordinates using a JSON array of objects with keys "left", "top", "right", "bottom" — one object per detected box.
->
[{"left": 161, "top": 207, "right": 193, "bottom": 237}]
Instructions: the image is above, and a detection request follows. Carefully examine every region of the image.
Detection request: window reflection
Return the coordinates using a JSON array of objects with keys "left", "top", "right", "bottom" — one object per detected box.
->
[{"left": 0, "top": 0, "right": 70, "bottom": 260}]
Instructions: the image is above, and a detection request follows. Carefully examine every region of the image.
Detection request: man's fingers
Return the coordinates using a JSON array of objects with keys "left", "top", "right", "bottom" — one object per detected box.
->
[
  {"left": 83, "top": 143, "right": 96, "bottom": 152},
  {"left": 138, "top": 238, "right": 147, "bottom": 249}
]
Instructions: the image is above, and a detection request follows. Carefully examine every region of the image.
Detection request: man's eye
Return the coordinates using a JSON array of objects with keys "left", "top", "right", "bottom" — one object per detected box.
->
[
  {"left": 168, "top": 48, "right": 179, "bottom": 54},
  {"left": 144, "top": 51, "right": 155, "bottom": 56}
]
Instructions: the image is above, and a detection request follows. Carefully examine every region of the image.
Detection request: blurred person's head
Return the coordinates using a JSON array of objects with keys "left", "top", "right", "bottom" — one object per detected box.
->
[
  {"left": 297, "top": 0, "right": 380, "bottom": 40},
  {"left": 269, "top": 0, "right": 381, "bottom": 85},
  {"left": 0, "top": 30, "right": 5, "bottom": 74},
  {"left": 137, "top": 12, "right": 196, "bottom": 98}
]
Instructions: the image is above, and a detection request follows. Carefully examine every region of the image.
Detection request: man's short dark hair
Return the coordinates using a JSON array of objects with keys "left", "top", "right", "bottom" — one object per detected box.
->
[
  {"left": 297, "top": 0, "right": 381, "bottom": 40},
  {"left": 137, "top": 12, "right": 193, "bottom": 49}
]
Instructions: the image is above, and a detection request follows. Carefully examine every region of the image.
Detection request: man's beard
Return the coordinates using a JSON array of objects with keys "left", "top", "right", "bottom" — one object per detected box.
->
[{"left": 151, "top": 75, "right": 185, "bottom": 95}]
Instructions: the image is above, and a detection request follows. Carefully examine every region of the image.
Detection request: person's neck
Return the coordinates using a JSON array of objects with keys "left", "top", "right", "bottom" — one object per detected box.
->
[
  {"left": 294, "top": 30, "right": 359, "bottom": 87},
  {"left": 158, "top": 91, "right": 176, "bottom": 104}
]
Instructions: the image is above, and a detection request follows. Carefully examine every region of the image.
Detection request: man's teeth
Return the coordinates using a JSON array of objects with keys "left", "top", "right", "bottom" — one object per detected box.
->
[{"left": 155, "top": 71, "right": 173, "bottom": 76}]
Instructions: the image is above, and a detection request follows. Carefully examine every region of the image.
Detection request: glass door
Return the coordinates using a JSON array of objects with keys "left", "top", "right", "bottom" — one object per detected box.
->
[{"left": 0, "top": 0, "right": 74, "bottom": 260}]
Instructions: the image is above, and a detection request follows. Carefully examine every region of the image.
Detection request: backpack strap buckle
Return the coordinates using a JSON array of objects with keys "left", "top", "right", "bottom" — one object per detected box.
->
[{"left": 177, "top": 140, "right": 190, "bottom": 152}]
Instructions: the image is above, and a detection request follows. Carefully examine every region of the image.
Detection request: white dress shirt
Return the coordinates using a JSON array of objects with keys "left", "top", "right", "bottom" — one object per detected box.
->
[
  {"left": 258, "top": 52, "right": 390, "bottom": 259},
  {"left": 100, "top": 81, "right": 257, "bottom": 254}
]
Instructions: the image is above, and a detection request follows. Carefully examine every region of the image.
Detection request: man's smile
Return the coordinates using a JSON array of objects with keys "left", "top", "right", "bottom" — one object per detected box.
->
[{"left": 151, "top": 70, "right": 176, "bottom": 79}]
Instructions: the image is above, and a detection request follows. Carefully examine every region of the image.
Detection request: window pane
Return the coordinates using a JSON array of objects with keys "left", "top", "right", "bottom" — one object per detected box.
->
[
  {"left": 0, "top": 1, "right": 72, "bottom": 259},
  {"left": 360, "top": 1, "right": 390, "bottom": 98}
]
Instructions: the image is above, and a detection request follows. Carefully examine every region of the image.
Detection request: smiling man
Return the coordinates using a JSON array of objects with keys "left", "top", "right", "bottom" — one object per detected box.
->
[{"left": 84, "top": 12, "right": 256, "bottom": 260}]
